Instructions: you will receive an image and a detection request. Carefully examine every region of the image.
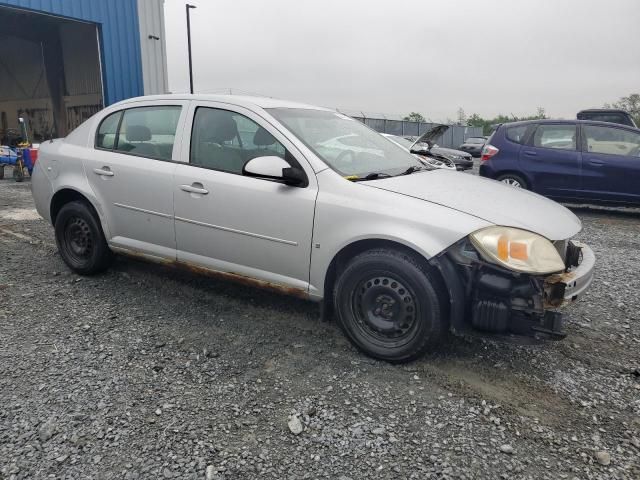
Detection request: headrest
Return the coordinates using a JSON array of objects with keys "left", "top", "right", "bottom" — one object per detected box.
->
[
  {"left": 203, "top": 114, "right": 238, "bottom": 143},
  {"left": 126, "top": 125, "right": 152, "bottom": 142},
  {"left": 253, "top": 127, "right": 276, "bottom": 146}
]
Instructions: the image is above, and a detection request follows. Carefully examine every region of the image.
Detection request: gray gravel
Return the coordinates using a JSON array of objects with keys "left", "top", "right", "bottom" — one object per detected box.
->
[{"left": 1, "top": 172, "right": 639, "bottom": 479}]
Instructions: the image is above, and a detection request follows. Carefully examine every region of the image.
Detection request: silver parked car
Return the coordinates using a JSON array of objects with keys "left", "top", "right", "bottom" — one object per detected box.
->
[{"left": 31, "top": 95, "right": 595, "bottom": 362}]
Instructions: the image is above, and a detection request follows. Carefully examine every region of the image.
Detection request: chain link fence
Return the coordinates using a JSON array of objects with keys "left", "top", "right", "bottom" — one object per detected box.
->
[{"left": 351, "top": 116, "right": 483, "bottom": 149}]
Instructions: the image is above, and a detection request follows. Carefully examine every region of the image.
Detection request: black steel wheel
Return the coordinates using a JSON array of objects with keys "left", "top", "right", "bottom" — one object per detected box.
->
[
  {"left": 55, "top": 201, "right": 112, "bottom": 274},
  {"left": 334, "top": 249, "right": 446, "bottom": 362},
  {"left": 351, "top": 274, "right": 420, "bottom": 347},
  {"left": 63, "top": 216, "right": 95, "bottom": 264}
]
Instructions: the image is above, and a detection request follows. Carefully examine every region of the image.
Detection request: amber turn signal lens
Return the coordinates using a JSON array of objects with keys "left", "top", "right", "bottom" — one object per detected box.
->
[{"left": 509, "top": 242, "right": 528, "bottom": 261}]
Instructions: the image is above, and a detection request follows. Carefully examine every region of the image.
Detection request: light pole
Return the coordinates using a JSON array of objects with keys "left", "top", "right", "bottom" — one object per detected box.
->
[{"left": 186, "top": 4, "right": 197, "bottom": 94}]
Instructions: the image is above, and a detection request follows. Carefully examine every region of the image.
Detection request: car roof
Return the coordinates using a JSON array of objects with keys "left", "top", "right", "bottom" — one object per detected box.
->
[
  {"left": 498, "top": 118, "right": 640, "bottom": 131},
  {"left": 110, "top": 94, "right": 333, "bottom": 112},
  {"left": 577, "top": 108, "right": 631, "bottom": 115}
]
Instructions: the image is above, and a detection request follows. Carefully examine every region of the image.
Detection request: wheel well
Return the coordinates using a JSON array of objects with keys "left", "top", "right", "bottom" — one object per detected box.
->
[
  {"left": 322, "top": 239, "right": 449, "bottom": 320},
  {"left": 50, "top": 189, "right": 95, "bottom": 225},
  {"left": 496, "top": 170, "right": 530, "bottom": 188}
]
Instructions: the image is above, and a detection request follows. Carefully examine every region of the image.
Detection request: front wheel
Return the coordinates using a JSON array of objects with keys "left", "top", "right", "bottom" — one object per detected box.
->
[
  {"left": 333, "top": 249, "right": 446, "bottom": 363},
  {"left": 54, "top": 201, "right": 112, "bottom": 275}
]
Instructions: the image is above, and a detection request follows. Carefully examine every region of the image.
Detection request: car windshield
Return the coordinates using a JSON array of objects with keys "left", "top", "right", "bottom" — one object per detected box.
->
[
  {"left": 386, "top": 135, "right": 414, "bottom": 149},
  {"left": 467, "top": 138, "right": 485, "bottom": 144},
  {"left": 267, "top": 108, "right": 423, "bottom": 177}
]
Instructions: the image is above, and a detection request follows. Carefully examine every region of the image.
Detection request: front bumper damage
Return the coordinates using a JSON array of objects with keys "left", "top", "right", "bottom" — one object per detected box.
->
[
  {"left": 431, "top": 239, "right": 595, "bottom": 341},
  {"left": 543, "top": 241, "right": 595, "bottom": 307}
]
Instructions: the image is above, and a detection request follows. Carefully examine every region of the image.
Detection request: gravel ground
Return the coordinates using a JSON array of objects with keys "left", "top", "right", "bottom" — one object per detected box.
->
[{"left": 1, "top": 168, "right": 639, "bottom": 479}]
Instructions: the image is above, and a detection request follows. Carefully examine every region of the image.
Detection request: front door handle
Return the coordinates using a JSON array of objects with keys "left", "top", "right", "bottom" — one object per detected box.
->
[
  {"left": 588, "top": 159, "right": 604, "bottom": 167},
  {"left": 180, "top": 183, "right": 209, "bottom": 195},
  {"left": 93, "top": 167, "right": 114, "bottom": 177}
]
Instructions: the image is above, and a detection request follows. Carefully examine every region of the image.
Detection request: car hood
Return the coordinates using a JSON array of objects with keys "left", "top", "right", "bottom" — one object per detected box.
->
[
  {"left": 431, "top": 146, "right": 472, "bottom": 158},
  {"left": 363, "top": 170, "right": 581, "bottom": 240},
  {"left": 409, "top": 124, "right": 449, "bottom": 150}
]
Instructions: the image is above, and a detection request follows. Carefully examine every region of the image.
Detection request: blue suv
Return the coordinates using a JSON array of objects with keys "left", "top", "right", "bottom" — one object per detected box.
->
[{"left": 479, "top": 119, "right": 640, "bottom": 205}]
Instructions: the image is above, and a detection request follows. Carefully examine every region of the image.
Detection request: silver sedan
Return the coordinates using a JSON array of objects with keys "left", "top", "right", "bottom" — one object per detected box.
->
[{"left": 31, "top": 94, "right": 594, "bottom": 362}]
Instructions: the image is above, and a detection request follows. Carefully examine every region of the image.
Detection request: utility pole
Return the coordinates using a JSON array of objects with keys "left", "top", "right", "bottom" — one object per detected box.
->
[{"left": 186, "top": 4, "right": 197, "bottom": 94}]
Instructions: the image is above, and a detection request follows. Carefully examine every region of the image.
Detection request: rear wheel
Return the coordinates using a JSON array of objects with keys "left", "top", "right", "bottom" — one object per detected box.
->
[
  {"left": 497, "top": 173, "right": 527, "bottom": 189},
  {"left": 0, "top": 166, "right": 4, "bottom": 180},
  {"left": 54, "top": 201, "right": 112, "bottom": 275},
  {"left": 333, "top": 249, "right": 446, "bottom": 363}
]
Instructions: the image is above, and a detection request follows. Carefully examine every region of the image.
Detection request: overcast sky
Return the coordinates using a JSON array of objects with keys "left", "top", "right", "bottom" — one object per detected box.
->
[{"left": 164, "top": 0, "right": 640, "bottom": 122}]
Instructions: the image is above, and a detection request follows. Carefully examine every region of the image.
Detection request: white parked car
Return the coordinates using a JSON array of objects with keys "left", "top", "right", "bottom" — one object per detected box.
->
[{"left": 32, "top": 95, "right": 595, "bottom": 362}]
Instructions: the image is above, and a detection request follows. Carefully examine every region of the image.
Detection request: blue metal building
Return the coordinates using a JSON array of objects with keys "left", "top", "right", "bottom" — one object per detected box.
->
[{"left": 0, "top": 0, "right": 168, "bottom": 139}]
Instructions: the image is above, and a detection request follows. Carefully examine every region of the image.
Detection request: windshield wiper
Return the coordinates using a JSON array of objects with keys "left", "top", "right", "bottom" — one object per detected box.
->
[
  {"left": 350, "top": 172, "right": 393, "bottom": 182},
  {"left": 400, "top": 165, "right": 427, "bottom": 176}
]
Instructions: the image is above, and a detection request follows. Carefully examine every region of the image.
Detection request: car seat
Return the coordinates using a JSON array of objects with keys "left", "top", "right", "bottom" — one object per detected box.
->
[
  {"left": 251, "top": 126, "right": 282, "bottom": 159},
  {"left": 125, "top": 125, "right": 160, "bottom": 158},
  {"left": 194, "top": 112, "right": 244, "bottom": 173}
]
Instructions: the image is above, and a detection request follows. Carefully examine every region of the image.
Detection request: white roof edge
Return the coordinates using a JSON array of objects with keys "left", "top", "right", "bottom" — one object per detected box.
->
[{"left": 110, "top": 94, "right": 334, "bottom": 112}]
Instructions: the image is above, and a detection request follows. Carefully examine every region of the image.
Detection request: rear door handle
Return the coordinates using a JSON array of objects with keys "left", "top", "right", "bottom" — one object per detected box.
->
[
  {"left": 523, "top": 150, "right": 538, "bottom": 156},
  {"left": 180, "top": 183, "right": 209, "bottom": 195},
  {"left": 93, "top": 167, "right": 114, "bottom": 176},
  {"left": 588, "top": 159, "right": 604, "bottom": 166}
]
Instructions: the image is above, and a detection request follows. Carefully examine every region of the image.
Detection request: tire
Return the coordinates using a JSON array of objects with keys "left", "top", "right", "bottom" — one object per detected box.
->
[
  {"left": 497, "top": 173, "right": 527, "bottom": 189},
  {"left": 54, "top": 201, "right": 112, "bottom": 275},
  {"left": 333, "top": 249, "right": 447, "bottom": 363},
  {"left": 0, "top": 166, "right": 4, "bottom": 180}
]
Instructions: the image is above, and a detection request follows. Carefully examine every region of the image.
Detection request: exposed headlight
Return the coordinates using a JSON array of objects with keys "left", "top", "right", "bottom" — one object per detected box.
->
[{"left": 469, "top": 226, "right": 565, "bottom": 274}]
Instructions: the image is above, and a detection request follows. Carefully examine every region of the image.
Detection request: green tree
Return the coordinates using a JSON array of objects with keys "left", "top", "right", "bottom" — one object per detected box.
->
[
  {"left": 535, "top": 107, "right": 547, "bottom": 119},
  {"left": 403, "top": 112, "right": 425, "bottom": 122},
  {"left": 456, "top": 107, "right": 467, "bottom": 126},
  {"left": 467, "top": 113, "right": 484, "bottom": 127},
  {"left": 465, "top": 109, "right": 548, "bottom": 135},
  {"left": 605, "top": 93, "right": 640, "bottom": 125}
]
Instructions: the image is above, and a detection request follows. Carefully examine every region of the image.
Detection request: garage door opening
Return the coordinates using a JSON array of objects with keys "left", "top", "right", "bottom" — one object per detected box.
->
[{"left": 0, "top": 6, "right": 103, "bottom": 143}]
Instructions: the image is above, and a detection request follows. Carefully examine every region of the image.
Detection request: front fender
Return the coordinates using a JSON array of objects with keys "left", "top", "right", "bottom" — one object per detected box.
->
[{"left": 308, "top": 171, "right": 491, "bottom": 298}]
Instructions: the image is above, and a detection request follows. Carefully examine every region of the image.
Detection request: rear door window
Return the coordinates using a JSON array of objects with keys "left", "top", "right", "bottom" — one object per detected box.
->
[
  {"left": 533, "top": 124, "right": 577, "bottom": 150},
  {"left": 583, "top": 125, "right": 640, "bottom": 157},
  {"left": 113, "top": 106, "right": 182, "bottom": 161}
]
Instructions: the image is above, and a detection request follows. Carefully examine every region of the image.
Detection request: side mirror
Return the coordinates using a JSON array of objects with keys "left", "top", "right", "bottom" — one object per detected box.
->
[{"left": 242, "top": 156, "right": 306, "bottom": 186}]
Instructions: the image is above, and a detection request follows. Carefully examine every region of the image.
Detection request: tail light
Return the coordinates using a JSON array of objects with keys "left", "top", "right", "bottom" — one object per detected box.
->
[{"left": 481, "top": 145, "right": 499, "bottom": 161}]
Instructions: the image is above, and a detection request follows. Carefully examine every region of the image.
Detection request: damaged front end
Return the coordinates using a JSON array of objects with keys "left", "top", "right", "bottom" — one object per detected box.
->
[{"left": 430, "top": 237, "right": 595, "bottom": 341}]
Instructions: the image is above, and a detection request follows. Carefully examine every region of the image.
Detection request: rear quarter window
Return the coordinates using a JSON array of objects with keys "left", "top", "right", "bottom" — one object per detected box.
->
[{"left": 506, "top": 125, "right": 528, "bottom": 144}]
